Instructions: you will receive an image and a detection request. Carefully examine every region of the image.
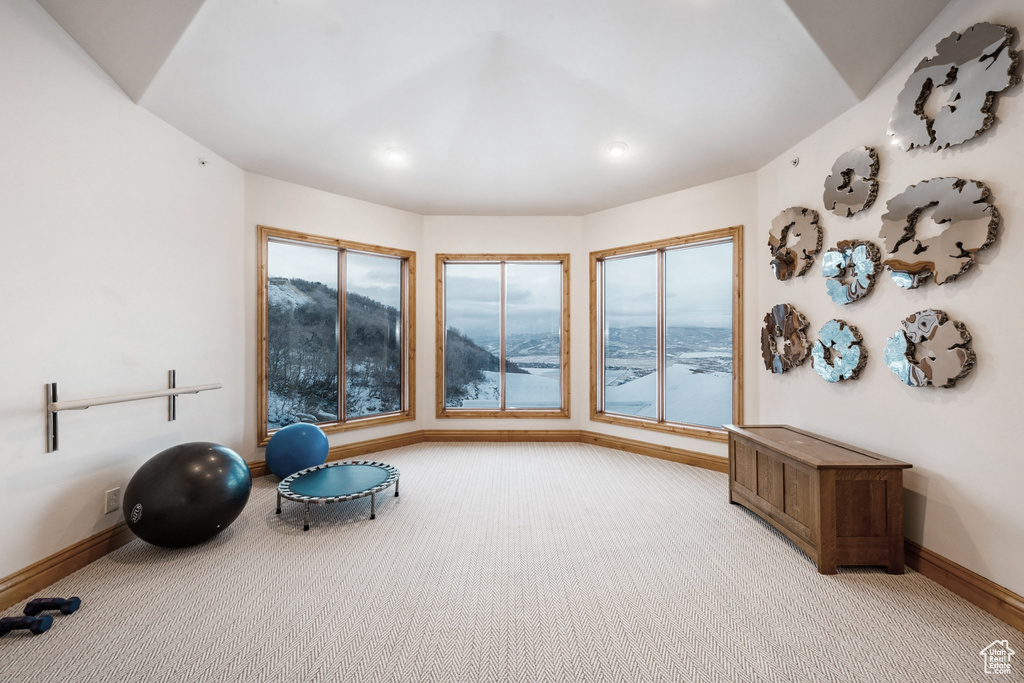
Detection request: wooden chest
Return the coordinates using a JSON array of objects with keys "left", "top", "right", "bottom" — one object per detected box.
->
[{"left": 725, "top": 424, "right": 912, "bottom": 575}]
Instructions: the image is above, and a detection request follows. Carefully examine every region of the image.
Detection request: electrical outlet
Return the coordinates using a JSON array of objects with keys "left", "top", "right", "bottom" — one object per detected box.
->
[{"left": 104, "top": 487, "right": 121, "bottom": 514}]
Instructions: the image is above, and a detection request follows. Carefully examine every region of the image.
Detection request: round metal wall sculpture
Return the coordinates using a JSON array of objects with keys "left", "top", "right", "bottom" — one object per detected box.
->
[
  {"left": 823, "top": 147, "right": 879, "bottom": 217},
  {"left": 812, "top": 319, "right": 866, "bottom": 383},
  {"left": 768, "top": 207, "right": 822, "bottom": 281},
  {"left": 821, "top": 240, "right": 881, "bottom": 305},
  {"left": 879, "top": 177, "right": 999, "bottom": 289},
  {"left": 887, "top": 22, "right": 1021, "bottom": 152},
  {"left": 884, "top": 309, "right": 975, "bottom": 388},
  {"left": 761, "top": 303, "right": 810, "bottom": 374}
]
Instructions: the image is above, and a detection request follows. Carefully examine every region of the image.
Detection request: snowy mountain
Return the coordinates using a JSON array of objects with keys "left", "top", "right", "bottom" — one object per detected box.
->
[{"left": 604, "top": 326, "right": 731, "bottom": 356}]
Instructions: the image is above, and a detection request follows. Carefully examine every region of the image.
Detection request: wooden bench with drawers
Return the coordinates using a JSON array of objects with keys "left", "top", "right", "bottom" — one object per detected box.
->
[{"left": 725, "top": 424, "right": 912, "bottom": 575}]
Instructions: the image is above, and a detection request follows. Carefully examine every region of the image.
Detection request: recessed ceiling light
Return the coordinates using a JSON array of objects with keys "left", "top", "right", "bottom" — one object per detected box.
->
[
  {"left": 384, "top": 146, "right": 406, "bottom": 162},
  {"left": 607, "top": 141, "right": 628, "bottom": 158}
]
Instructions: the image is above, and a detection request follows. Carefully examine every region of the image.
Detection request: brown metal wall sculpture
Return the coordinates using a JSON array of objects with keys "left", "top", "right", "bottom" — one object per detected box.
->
[
  {"left": 768, "top": 207, "right": 822, "bottom": 281},
  {"left": 761, "top": 303, "right": 810, "bottom": 374},
  {"left": 887, "top": 22, "right": 1020, "bottom": 152},
  {"left": 823, "top": 147, "right": 879, "bottom": 218},
  {"left": 884, "top": 309, "right": 975, "bottom": 388},
  {"left": 879, "top": 177, "right": 999, "bottom": 289}
]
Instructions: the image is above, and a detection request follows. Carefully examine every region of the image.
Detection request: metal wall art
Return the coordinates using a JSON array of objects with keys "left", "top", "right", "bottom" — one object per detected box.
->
[
  {"left": 821, "top": 240, "right": 881, "bottom": 305},
  {"left": 888, "top": 22, "right": 1021, "bottom": 152},
  {"left": 879, "top": 177, "right": 999, "bottom": 289},
  {"left": 884, "top": 309, "right": 975, "bottom": 388},
  {"left": 768, "top": 207, "right": 822, "bottom": 281},
  {"left": 812, "top": 319, "right": 866, "bottom": 383},
  {"left": 761, "top": 303, "right": 810, "bottom": 374},
  {"left": 823, "top": 147, "right": 879, "bottom": 217}
]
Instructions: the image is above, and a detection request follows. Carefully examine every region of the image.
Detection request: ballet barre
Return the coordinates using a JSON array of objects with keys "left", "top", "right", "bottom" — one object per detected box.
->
[{"left": 46, "top": 371, "right": 221, "bottom": 452}]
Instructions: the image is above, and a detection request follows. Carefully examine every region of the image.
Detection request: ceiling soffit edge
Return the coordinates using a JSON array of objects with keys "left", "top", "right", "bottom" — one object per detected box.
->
[
  {"left": 783, "top": 0, "right": 953, "bottom": 100},
  {"left": 35, "top": 0, "right": 207, "bottom": 102}
]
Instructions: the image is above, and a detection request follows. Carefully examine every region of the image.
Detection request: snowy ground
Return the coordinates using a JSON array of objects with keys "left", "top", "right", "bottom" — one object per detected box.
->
[
  {"left": 456, "top": 368, "right": 562, "bottom": 410},
  {"left": 452, "top": 360, "right": 729, "bottom": 425},
  {"left": 270, "top": 358, "right": 729, "bottom": 427},
  {"left": 604, "top": 361, "right": 732, "bottom": 428},
  {"left": 267, "top": 390, "right": 337, "bottom": 430},
  {"left": 268, "top": 384, "right": 397, "bottom": 429}
]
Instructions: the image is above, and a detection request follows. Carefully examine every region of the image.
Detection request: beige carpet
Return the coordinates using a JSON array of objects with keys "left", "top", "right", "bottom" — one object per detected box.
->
[{"left": 2, "top": 442, "right": 1020, "bottom": 682}]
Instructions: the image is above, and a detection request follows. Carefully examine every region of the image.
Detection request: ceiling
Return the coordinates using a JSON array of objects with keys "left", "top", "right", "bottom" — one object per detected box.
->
[{"left": 37, "top": 0, "right": 951, "bottom": 216}]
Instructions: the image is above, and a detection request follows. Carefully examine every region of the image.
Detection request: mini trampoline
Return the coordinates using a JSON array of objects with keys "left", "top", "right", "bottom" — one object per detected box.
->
[{"left": 276, "top": 460, "right": 400, "bottom": 531}]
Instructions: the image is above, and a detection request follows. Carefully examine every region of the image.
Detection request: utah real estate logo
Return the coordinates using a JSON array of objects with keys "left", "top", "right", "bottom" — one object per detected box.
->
[{"left": 980, "top": 640, "right": 1015, "bottom": 675}]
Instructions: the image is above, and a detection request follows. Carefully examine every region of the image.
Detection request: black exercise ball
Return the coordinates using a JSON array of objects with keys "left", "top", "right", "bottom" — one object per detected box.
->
[{"left": 124, "top": 442, "right": 252, "bottom": 548}]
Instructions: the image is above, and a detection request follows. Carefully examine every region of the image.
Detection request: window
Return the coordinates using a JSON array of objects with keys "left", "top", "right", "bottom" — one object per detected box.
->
[
  {"left": 258, "top": 225, "right": 415, "bottom": 444},
  {"left": 591, "top": 226, "right": 742, "bottom": 441},
  {"left": 437, "top": 254, "right": 570, "bottom": 418}
]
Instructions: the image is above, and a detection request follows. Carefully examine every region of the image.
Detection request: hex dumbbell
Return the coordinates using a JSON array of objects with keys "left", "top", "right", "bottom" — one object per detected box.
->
[
  {"left": 0, "top": 614, "right": 53, "bottom": 637},
  {"left": 24, "top": 596, "right": 81, "bottom": 616}
]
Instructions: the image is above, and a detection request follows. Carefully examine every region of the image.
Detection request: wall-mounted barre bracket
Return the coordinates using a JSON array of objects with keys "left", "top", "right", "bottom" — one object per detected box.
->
[{"left": 46, "top": 371, "right": 221, "bottom": 453}]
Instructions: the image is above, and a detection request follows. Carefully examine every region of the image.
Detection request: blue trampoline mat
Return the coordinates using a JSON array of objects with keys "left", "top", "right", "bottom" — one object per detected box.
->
[{"left": 288, "top": 464, "right": 390, "bottom": 498}]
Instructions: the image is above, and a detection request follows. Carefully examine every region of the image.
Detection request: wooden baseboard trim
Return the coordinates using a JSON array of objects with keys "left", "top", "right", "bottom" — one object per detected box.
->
[
  {"left": 421, "top": 429, "right": 581, "bottom": 443},
  {"left": 905, "top": 540, "right": 1024, "bottom": 633},
  {"left": 251, "top": 429, "right": 726, "bottom": 472},
  {"left": 327, "top": 431, "right": 425, "bottom": 461},
  {"left": 0, "top": 522, "right": 135, "bottom": 612},
  {"left": 581, "top": 430, "right": 730, "bottom": 472}
]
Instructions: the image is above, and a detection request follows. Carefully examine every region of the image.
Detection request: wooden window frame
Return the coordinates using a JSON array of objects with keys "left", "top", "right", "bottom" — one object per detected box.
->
[
  {"left": 589, "top": 226, "right": 743, "bottom": 442},
  {"left": 436, "top": 253, "right": 570, "bottom": 419},
  {"left": 257, "top": 225, "right": 416, "bottom": 446}
]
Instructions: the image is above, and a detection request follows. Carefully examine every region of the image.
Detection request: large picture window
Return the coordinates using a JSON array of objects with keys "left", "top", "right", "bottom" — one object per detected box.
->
[
  {"left": 258, "top": 225, "right": 414, "bottom": 444},
  {"left": 591, "top": 227, "right": 742, "bottom": 441},
  {"left": 437, "top": 254, "right": 570, "bottom": 418}
]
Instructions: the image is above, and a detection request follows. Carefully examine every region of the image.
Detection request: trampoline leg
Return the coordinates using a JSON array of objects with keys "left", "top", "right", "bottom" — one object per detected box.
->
[
  {"left": 371, "top": 492, "right": 376, "bottom": 520},
  {"left": 276, "top": 491, "right": 281, "bottom": 514},
  {"left": 395, "top": 477, "right": 400, "bottom": 497},
  {"left": 303, "top": 502, "right": 310, "bottom": 531}
]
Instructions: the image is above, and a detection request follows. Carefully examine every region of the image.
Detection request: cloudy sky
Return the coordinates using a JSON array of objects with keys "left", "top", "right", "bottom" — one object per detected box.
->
[
  {"left": 604, "top": 241, "right": 733, "bottom": 329},
  {"left": 445, "top": 262, "right": 562, "bottom": 340},
  {"left": 270, "top": 239, "right": 731, "bottom": 338},
  {"left": 269, "top": 240, "right": 402, "bottom": 309}
]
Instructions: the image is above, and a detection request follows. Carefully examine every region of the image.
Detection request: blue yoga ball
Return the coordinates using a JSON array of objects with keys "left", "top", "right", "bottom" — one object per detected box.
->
[
  {"left": 266, "top": 423, "right": 329, "bottom": 478},
  {"left": 124, "top": 442, "right": 252, "bottom": 548}
]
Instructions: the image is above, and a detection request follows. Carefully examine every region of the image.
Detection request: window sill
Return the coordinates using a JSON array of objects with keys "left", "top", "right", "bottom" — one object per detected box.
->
[
  {"left": 589, "top": 411, "right": 728, "bottom": 443},
  {"left": 258, "top": 411, "right": 414, "bottom": 447},
  {"left": 437, "top": 409, "right": 570, "bottom": 420}
]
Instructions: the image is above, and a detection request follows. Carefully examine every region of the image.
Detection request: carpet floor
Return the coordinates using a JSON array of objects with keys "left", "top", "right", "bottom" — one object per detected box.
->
[{"left": 2, "top": 442, "right": 1020, "bottom": 682}]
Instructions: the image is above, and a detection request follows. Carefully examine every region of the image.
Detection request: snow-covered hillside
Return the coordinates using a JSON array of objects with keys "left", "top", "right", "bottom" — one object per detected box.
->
[
  {"left": 269, "top": 277, "right": 333, "bottom": 309},
  {"left": 604, "top": 363, "right": 731, "bottom": 428},
  {"left": 455, "top": 369, "right": 562, "bottom": 410}
]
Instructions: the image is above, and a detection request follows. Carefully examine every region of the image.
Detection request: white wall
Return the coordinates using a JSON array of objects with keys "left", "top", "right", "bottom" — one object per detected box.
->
[
  {"left": 755, "top": 0, "right": 1024, "bottom": 594},
  {"left": 581, "top": 173, "right": 761, "bottom": 457},
  {"left": 242, "top": 174, "right": 424, "bottom": 452},
  {"left": 0, "top": 0, "right": 246, "bottom": 578}
]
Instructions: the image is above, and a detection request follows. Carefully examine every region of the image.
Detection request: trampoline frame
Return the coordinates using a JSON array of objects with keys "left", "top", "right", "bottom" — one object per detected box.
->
[{"left": 276, "top": 460, "right": 400, "bottom": 530}]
